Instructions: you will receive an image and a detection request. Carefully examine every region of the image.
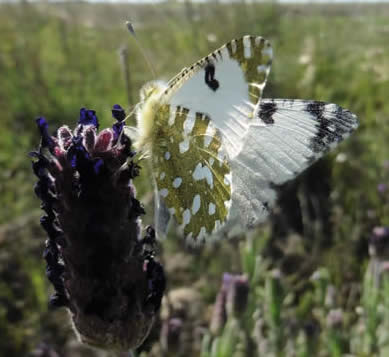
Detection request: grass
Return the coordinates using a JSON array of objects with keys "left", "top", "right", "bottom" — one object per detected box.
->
[{"left": 0, "top": 0, "right": 388, "bottom": 356}]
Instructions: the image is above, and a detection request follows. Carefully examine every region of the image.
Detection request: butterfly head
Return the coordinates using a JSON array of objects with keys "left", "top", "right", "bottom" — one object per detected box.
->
[
  {"left": 139, "top": 81, "right": 167, "bottom": 103},
  {"left": 135, "top": 81, "right": 168, "bottom": 152}
]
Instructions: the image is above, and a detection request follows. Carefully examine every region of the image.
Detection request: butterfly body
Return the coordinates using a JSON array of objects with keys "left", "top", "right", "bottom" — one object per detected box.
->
[
  {"left": 135, "top": 81, "right": 168, "bottom": 151},
  {"left": 133, "top": 35, "right": 358, "bottom": 245}
]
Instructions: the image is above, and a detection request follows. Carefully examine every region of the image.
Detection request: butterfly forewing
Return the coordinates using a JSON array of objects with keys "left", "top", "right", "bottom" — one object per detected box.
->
[
  {"left": 221, "top": 99, "right": 359, "bottom": 234},
  {"left": 253, "top": 99, "right": 359, "bottom": 182},
  {"left": 163, "top": 35, "right": 273, "bottom": 159},
  {"left": 151, "top": 104, "right": 231, "bottom": 243}
]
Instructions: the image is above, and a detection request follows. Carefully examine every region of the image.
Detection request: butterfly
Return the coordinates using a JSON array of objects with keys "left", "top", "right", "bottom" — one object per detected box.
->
[{"left": 130, "top": 35, "right": 358, "bottom": 245}]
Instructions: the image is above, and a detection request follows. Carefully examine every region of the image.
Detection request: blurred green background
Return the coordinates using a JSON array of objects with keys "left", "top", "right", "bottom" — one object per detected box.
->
[{"left": 1, "top": 0, "right": 389, "bottom": 356}]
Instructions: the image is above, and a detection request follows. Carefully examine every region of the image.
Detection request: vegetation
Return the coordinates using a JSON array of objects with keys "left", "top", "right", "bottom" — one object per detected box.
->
[{"left": 0, "top": 1, "right": 388, "bottom": 356}]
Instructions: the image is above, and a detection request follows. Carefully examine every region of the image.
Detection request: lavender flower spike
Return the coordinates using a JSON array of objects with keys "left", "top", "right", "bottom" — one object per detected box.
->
[
  {"left": 30, "top": 105, "right": 165, "bottom": 351},
  {"left": 210, "top": 273, "right": 249, "bottom": 335}
]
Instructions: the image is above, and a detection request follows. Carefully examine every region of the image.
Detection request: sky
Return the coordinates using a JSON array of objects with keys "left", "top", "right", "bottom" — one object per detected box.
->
[
  {"left": 76, "top": 0, "right": 389, "bottom": 2},
  {"left": 2, "top": 0, "right": 388, "bottom": 3}
]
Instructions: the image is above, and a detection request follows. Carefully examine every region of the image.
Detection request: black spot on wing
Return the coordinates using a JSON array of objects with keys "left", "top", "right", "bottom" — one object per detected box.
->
[
  {"left": 305, "top": 101, "right": 356, "bottom": 153},
  {"left": 204, "top": 63, "right": 219, "bottom": 91},
  {"left": 258, "top": 100, "right": 277, "bottom": 124}
]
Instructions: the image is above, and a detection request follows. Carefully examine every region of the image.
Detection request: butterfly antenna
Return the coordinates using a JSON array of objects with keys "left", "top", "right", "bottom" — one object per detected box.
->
[
  {"left": 126, "top": 21, "right": 157, "bottom": 79},
  {"left": 123, "top": 103, "right": 139, "bottom": 123}
]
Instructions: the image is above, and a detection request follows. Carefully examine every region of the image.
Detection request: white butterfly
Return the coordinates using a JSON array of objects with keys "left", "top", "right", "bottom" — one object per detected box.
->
[{"left": 131, "top": 35, "right": 358, "bottom": 245}]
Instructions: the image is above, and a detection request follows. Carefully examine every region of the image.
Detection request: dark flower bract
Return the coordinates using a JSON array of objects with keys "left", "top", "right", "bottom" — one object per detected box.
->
[{"left": 30, "top": 105, "right": 165, "bottom": 351}]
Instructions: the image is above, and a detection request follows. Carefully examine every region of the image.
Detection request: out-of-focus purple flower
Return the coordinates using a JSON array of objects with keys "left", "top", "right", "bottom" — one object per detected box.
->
[
  {"left": 369, "top": 226, "right": 389, "bottom": 258},
  {"left": 30, "top": 106, "right": 165, "bottom": 351},
  {"left": 226, "top": 274, "right": 249, "bottom": 317},
  {"left": 210, "top": 287, "right": 227, "bottom": 335},
  {"left": 371, "top": 227, "right": 389, "bottom": 242},
  {"left": 378, "top": 183, "right": 387, "bottom": 194},
  {"left": 210, "top": 273, "right": 249, "bottom": 335},
  {"left": 160, "top": 318, "right": 183, "bottom": 353}
]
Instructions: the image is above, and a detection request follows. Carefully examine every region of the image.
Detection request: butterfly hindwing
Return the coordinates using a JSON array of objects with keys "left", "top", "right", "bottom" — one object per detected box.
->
[
  {"left": 164, "top": 35, "right": 273, "bottom": 159},
  {"left": 151, "top": 104, "right": 231, "bottom": 244}
]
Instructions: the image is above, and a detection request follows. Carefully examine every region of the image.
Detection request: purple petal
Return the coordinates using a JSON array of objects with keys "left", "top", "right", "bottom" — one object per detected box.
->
[
  {"left": 36, "top": 117, "right": 55, "bottom": 150},
  {"left": 112, "top": 122, "right": 124, "bottom": 140},
  {"left": 93, "top": 159, "right": 104, "bottom": 175},
  {"left": 112, "top": 104, "right": 126, "bottom": 122},
  {"left": 79, "top": 108, "right": 99, "bottom": 129},
  {"left": 67, "top": 136, "right": 91, "bottom": 169}
]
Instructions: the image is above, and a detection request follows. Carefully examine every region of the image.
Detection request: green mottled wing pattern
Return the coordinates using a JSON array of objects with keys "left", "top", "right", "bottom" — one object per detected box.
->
[
  {"left": 151, "top": 104, "right": 231, "bottom": 243},
  {"left": 225, "top": 36, "right": 272, "bottom": 104}
]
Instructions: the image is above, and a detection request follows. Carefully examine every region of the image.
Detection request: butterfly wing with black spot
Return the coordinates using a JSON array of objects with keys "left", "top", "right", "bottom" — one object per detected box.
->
[
  {"left": 221, "top": 99, "right": 359, "bottom": 234},
  {"left": 163, "top": 35, "right": 273, "bottom": 159}
]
